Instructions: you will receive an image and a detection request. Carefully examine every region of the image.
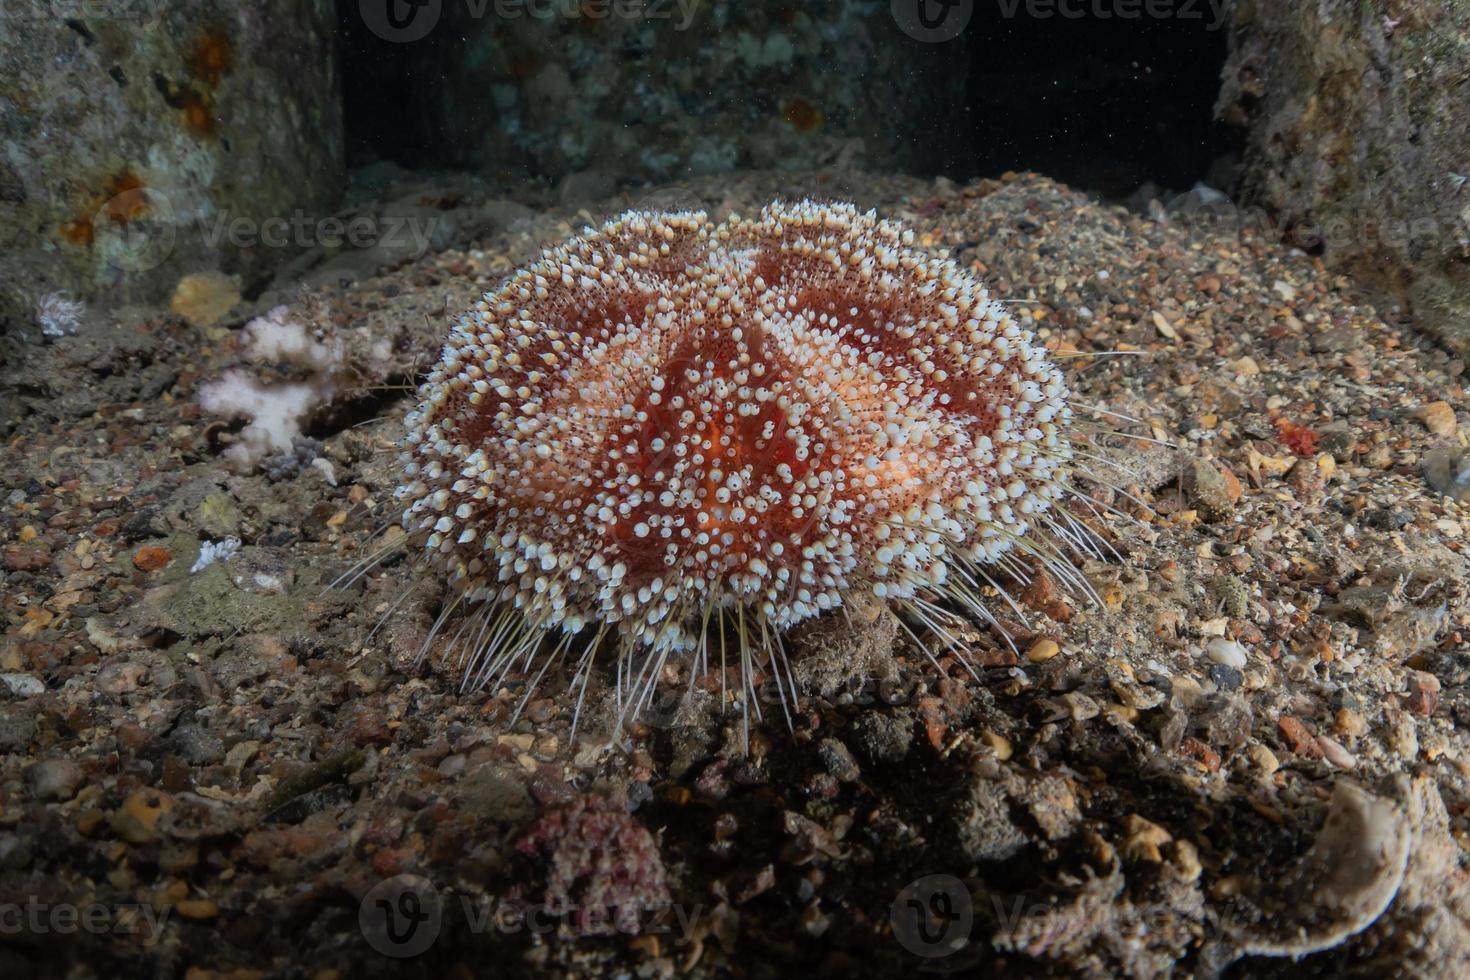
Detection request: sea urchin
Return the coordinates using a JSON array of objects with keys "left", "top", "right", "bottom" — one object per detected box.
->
[{"left": 394, "top": 201, "right": 1093, "bottom": 729}]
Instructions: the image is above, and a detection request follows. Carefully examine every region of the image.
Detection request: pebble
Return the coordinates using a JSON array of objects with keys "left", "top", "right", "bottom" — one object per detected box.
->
[
  {"left": 1207, "top": 664, "right": 1243, "bottom": 691},
  {"left": 1278, "top": 715, "right": 1322, "bottom": 758},
  {"left": 111, "top": 789, "right": 176, "bottom": 845},
  {"left": 1404, "top": 672, "right": 1441, "bottom": 716},
  {"left": 1027, "top": 638, "right": 1060, "bottom": 663},
  {"left": 850, "top": 713, "right": 913, "bottom": 763},
  {"left": 1334, "top": 708, "right": 1367, "bottom": 738},
  {"left": 1060, "top": 691, "right": 1100, "bottom": 721},
  {"left": 166, "top": 724, "right": 226, "bottom": 765},
  {"left": 980, "top": 729, "right": 1013, "bottom": 761},
  {"left": 0, "top": 706, "right": 38, "bottom": 752},
  {"left": 173, "top": 898, "right": 220, "bottom": 920},
  {"left": 0, "top": 673, "right": 44, "bottom": 696},
  {"left": 1121, "top": 814, "right": 1173, "bottom": 863},
  {"left": 132, "top": 545, "right": 173, "bottom": 572},
  {"left": 1318, "top": 735, "right": 1357, "bottom": 770},
  {"left": 96, "top": 661, "right": 147, "bottom": 695},
  {"left": 1421, "top": 447, "right": 1470, "bottom": 502},
  {"left": 1417, "top": 401, "right": 1458, "bottom": 437},
  {"left": 817, "top": 738, "right": 861, "bottom": 783},
  {"left": 1205, "top": 638, "right": 1248, "bottom": 669},
  {"left": 27, "top": 758, "right": 83, "bottom": 801},
  {"left": 1246, "top": 743, "right": 1280, "bottom": 776}
]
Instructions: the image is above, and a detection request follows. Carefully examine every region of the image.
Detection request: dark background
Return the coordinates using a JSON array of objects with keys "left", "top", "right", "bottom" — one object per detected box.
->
[{"left": 339, "top": 0, "right": 1238, "bottom": 201}]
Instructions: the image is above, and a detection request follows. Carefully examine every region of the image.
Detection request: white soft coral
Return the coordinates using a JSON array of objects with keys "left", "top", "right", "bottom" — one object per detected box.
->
[
  {"left": 34, "top": 292, "right": 87, "bottom": 338},
  {"left": 198, "top": 306, "right": 342, "bottom": 471},
  {"left": 239, "top": 306, "right": 341, "bottom": 370}
]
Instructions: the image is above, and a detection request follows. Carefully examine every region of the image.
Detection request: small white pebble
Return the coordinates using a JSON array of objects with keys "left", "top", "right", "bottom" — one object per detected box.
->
[
  {"left": 1205, "top": 638, "right": 1247, "bottom": 670},
  {"left": 1318, "top": 735, "right": 1357, "bottom": 770},
  {"left": 0, "top": 673, "right": 44, "bottom": 697}
]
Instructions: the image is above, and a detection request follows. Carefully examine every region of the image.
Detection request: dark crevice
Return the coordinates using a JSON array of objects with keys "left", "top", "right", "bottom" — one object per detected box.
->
[{"left": 961, "top": 6, "right": 1242, "bottom": 199}]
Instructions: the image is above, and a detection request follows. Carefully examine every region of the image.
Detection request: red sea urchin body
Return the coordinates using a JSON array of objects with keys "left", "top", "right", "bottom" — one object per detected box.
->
[{"left": 396, "top": 202, "right": 1073, "bottom": 680}]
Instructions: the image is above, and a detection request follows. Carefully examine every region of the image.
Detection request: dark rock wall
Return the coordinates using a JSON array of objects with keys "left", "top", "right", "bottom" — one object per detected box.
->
[
  {"left": 0, "top": 1, "right": 343, "bottom": 320},
  {"left": 341, "top": 0, "right": 973, "bottom": 188},
  {"left": 1219, "top": 0, "right": 1470, "bottom": 353}
]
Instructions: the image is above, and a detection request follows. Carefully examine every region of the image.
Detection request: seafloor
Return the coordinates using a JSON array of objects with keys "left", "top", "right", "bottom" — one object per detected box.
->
[{"left": 2, "top": 171, "right": 1468, "bottom": 978}]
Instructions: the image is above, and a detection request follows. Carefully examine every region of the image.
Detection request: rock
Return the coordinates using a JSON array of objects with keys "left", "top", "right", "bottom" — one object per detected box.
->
[
  {"left": 0, "top": 2, "right": 343, "bottom": 322},
  {"left": 96, "top": 661, "right": 148, "bottom": 696},
  {"left": 1196, "top": 695, "right": 1254, "bottom": 750},
  {"left": 1219, "top": 2, "right": 1470, "bottom": 357},
  {"left": 849, "top": 712, "right": 914, "bottom": 764},
  {"left": 132, "top": 545, "right": 173, "bottom": 572},
  {"left": 515, "top": 794, "right": 669, "bottom": 936},
  {"left": 456, "top": 762, "right": 534, "bottom": 826},
  {"left": 1207, "top": 664, "right": 1243, "bottom": 692},
  {"left": 173, "top": 899, "right": 219, "bottom": 921},
  {"left": 26, "top": 759, "right": 83, "bottom": 801},
  {"left": 1319, "top": 735, "right": 1357, "bottom": 770},
  {"left": 165, "top": 724, "right": 225, "bottom": 766},
  {"left": 956, "top": 775, "right": 1031, "bottom": 863},
  {"left": 1121, "top": 814, "right": 1173, "bottom": 863},
  {"left": 1417, "top": 401, "right": 1458, "bottom": 437},
  {"left": 361, "top": 2, "right": 969, "bottom": 189},
  {"left": 1247, "top": 743, "right": 1280, "bottom": 777},
  {"left": 0, "top": 705, "right": 38, "bottom": 752},
  {"left": 816, "top": 738, "right": 860, "bottom": 783},
  {"left": 0, "top": 673, "right": 44, "bottom": 697},
  {"left": 1422, "top": 448, "right": 1470, "bottom": 503},
  {"left": 1404, "top": 672, "right": 1441, "bottom": 716},
  {"left": 3, "top": 545, "right": 51, "bottom": 571}
]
